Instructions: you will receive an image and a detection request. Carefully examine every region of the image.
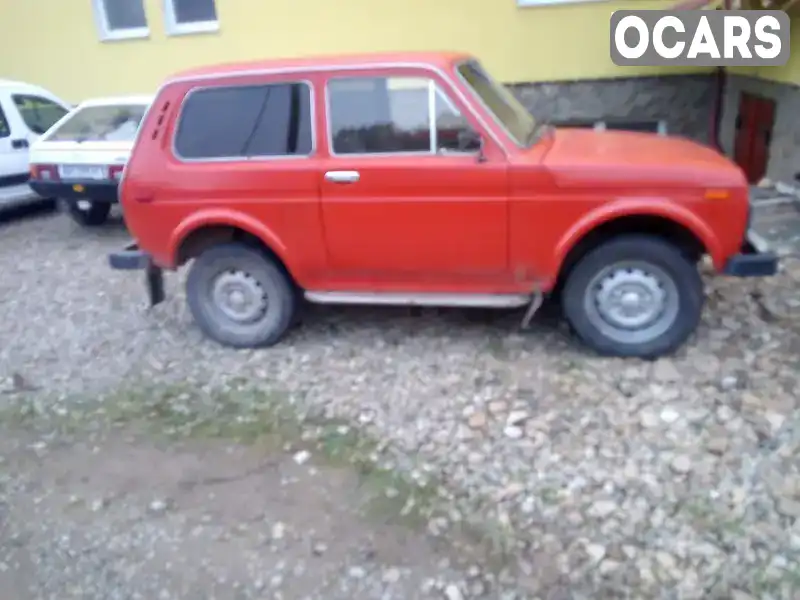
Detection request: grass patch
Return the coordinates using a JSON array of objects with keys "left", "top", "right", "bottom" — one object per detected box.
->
[{"left": 0, "top": 379, "right": 519, "bottom": 572}]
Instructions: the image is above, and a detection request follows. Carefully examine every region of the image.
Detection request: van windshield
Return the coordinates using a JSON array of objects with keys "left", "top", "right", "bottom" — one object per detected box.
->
[
  {"left": 455, "top": 59, "right": 538, "bottom": 147},
  {"left": 45, "top": 104, "right": 149, "bottom": 142}
]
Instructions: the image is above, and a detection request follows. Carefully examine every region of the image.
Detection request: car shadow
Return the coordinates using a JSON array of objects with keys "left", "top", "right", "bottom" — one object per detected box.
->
[
  {"left": 0, "top": 199, "right": 58, "bottom": 228},
  {"left": 286, "top": 294, "right": 577, "bottom": 349}
]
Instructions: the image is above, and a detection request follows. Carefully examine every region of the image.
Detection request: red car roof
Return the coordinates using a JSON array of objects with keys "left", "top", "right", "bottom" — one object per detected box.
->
[{"left": 166, "top": 51, "right": 473, "bottom": 83}]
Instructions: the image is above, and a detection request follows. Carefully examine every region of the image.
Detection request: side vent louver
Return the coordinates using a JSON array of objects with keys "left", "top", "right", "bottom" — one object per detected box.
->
[{"left": 150, "top": 100, "right": 171, "bottom": 141}]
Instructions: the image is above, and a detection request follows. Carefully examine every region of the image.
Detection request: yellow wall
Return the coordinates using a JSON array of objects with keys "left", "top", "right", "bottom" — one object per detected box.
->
[
  {"left": 0, "top": 0, "right": 703, "bottom": 103},
  {"left": 752, "top": 16, "right": 800, "bottom": 85}
]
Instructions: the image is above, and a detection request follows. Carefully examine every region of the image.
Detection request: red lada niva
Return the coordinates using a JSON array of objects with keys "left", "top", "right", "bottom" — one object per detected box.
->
[{"left": 109, "top": 51, "right": 778, "bottom": 359}]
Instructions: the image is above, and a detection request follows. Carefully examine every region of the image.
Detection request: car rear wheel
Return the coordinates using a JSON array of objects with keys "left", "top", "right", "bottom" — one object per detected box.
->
[
  {"left": 561, "top": 235, "right": 704, "bottom": 359},
  {"left": 62, "top": 199, "right": 111, "bottom": 226},
  {"left": 186, "top": 243, "right": 297, "bottom": 349}
]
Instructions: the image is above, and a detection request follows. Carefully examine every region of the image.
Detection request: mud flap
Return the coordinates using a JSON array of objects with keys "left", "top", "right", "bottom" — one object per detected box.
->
[{"left": 146, "top": 262, "right": 166, "bottom": 307}]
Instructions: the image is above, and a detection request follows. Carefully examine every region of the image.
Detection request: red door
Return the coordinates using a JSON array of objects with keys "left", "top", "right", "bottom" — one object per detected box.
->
[
  {"left": 734, "top": 92, "right": 775, "bottom": 184},
  {"left": 318, "top": 70, "right": 511, "bottom": 293}
]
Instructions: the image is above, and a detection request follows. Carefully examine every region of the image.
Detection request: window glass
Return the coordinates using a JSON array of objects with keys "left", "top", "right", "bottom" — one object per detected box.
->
[
  {"left": 246, "top": 84, "right": 313, "bottom": 156},
  {"left": 102, "top": 0, "right": 147, "bottom": 31},
  {"left": 456, "top": 60, "right": 537, "bottom": 147},
  {"left": 435, "top": 89, "right": 480, "bottom": 152},
  {"left": 174, "top": 82, "right": 313, "bottom": 160},
  {"left": 327, "top": 76, "right": 479, "bottom": 155},
  {"left": 45, "top": 104, "right": 148, "bottom": 142},
  {"left": 0, "top": 105, "right": 9, "bottom": 139},
  {"left": 172, "top": 0, "right": 217, "bottom": 24},
  {"left": 12, "top": 95, "right": 69, "bottom": 135}
]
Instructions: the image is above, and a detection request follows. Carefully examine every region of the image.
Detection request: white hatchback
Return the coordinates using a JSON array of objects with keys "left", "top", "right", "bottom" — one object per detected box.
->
[
  {"left": 0, "top": 79, "right": 71, "bottom": 210},
  {"left": 29, "top": 95, "right": 153, "bottom": 226}
]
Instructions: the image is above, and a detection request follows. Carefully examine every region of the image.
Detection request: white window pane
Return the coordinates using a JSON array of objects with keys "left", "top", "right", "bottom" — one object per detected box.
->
[
  {"left": 103, "top": 0, "right": 147, "bottom": 30},
  {"left": 173, "top": 0, "right": 217, "bottom": 24}
]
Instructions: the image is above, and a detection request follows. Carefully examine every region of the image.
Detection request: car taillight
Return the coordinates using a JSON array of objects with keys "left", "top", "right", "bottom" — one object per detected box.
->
[
  {"left": 30, "top": 164, "right": 60, "bottom": 181},
  {"left": 109, "top": 165, "right": 125, "bottom": 181}
]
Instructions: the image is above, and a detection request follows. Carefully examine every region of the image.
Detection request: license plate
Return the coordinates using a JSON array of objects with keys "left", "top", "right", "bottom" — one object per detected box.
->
[{"left": 58, "top": 164, "right": 107, "bottom": 180}]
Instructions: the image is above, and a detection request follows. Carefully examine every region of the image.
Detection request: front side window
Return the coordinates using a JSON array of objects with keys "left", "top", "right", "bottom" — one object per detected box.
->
[
  {"left": 456, "top": 60, "right": 537, "bottom": 147},
  {"left": 44, "top": 104, "right": 148, "bottom": 142},
  {"left": 12, "top": 95, "right": 69, "bottom": 135},
  {"left": 165, "top": 0, "right": 219, "bottom": 35},
  {"left": 174, "top": 82, "right": 313, "bottom": 160},
  {"left": 327, "top": 75, "right": 481, "bottom": 156},
  {"left": 92, "top": 0, "right": 149, "bottom": 40}
]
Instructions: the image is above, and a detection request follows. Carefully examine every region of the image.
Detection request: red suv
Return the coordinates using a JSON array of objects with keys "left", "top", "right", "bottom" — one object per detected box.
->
[{"left": 109, "top": 51, "right": 777, "bottom": 358}]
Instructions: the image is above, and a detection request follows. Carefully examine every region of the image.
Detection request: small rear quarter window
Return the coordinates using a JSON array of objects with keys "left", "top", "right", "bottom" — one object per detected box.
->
[
  {"left": 173, "top": 82, "right": 313, "bottom": 160},
  {"left": 46, "top": 104, "right": 149, "bottom": 142}
]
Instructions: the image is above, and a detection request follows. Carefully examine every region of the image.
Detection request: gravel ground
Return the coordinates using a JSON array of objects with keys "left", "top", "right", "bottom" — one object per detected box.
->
[{"left": 1, "top": 205, "right": 800, "bottom": 599}]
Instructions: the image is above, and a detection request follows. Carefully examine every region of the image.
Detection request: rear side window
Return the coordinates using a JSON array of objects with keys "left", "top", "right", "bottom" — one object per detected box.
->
[
  {"left": 12, "top": 94, "right": 68, "bottom": 135},
  {"left": 45, "top": 104, "right": 148, "bottom": 142},
  {"left": 174, "top": 82, "right": 313, "bottom": 160}
]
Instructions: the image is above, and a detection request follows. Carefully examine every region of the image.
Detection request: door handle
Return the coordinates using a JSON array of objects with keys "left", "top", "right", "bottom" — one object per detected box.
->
[
  {"left": 11, "top": 138, "right": 29, "bottom": 149},
  {"left": 324, "top": 170, "right": 360, "bottom": 184}
]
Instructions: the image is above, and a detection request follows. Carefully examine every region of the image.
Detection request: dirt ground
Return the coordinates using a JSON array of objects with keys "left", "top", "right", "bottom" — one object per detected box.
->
[{"left": 0, "top": 426, "right": 486, "bottom": 600}]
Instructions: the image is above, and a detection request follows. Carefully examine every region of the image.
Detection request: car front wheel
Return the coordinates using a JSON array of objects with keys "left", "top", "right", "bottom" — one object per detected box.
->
[
  {"left": 561, "top": 235, "right": 704, "bottom": 359},
  {"left": 186, "top": 242, "right": 297, "bottom": 349},
  {"left": 62, "top": 199, "right": 111, "bottom": 226}
]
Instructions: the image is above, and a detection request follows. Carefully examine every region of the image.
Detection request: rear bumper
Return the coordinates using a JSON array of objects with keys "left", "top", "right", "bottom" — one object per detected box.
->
[
  {"left": 108, "top": 242, "right": 165, "bottom": 306},
  {"left": 30, "top": 180, "right": 118, "bottom": 203}
]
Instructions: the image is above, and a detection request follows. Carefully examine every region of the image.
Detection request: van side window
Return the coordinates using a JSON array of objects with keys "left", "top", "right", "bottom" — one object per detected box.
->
[
  {"left": 0, "top": 105, "right": 9, "bottom": 138},
  {"left": 174, "top": 82, "right": 313, "bottom": 160},
  {"left": 327, "top": 76, "right": 479, "bottom": 155},
  {"left": 12, "top": 95, "right": 68, "bottom": 135}
]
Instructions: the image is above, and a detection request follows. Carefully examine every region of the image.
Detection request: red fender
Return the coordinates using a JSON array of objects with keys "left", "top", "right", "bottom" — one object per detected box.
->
[
  {"left": 554, "top": 198, "right": 724, "bottom": 272},
  {"left": 168, "top": 208, "right": 291, "bottom": 270}
]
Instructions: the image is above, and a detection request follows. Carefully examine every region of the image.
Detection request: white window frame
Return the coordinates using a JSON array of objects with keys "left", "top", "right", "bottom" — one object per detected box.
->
[
  {"left": 92, "top": 0, "right": 149, "bottom": 42},
  {"left": 163, "top": 0, "right": 220, "bottom": 36},
  {"left": 517, "top": 0, "right": 607, "bottom": 6}
]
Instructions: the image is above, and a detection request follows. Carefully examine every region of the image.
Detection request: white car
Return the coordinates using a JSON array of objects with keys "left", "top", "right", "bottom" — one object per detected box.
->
[
  {"left": 28, "top": 95, "right": 153, "bottom": 226},
  {"left": 0, "top": 79, "right": 72, "bottom": 210}
]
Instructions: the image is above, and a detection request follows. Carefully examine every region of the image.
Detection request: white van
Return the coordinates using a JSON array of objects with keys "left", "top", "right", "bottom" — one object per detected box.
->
[{"left": 0, "top": 79, "right": 71, "bottom": 210}]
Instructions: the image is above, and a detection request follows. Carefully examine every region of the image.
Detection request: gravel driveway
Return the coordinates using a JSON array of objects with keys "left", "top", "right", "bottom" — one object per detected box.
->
[{"left": 1, "top": 206, "right": 799, "bottom": 599}]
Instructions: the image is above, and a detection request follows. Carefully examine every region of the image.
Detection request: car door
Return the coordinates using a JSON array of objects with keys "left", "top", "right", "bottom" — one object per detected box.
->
[
  {"left": 319, "top": 70, "right": 510, "bottom": 291},
  {"left": 0, "top": 92, "right": 31, "bottom": 185}
]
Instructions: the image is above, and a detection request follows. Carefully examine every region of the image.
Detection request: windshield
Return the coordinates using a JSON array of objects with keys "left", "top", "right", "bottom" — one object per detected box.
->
[
  {"left": 45, "top": 103, "right": 148, "bottom": 142},
  {"left": 455, "top": 59, "right": 538, "bottom": 147}
]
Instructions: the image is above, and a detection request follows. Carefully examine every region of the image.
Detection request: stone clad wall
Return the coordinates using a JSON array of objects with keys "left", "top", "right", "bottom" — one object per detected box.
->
[
  {"left": 719, "top": 75, "right": 800, "bottom": 184},
  {"left": 508, "top": 74, "right": 717, "bottom": 144}
]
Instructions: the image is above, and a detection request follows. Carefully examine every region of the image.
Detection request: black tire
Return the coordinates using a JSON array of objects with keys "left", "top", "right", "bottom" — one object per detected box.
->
[
  {"left": 185, "top": 243, "right": 297, "bottom": 349},
  {"left": 561, "top": 235, "right": 704, "bottom": 359},
  {"left": 62, "top": 199, "right": 111, "bottom": 226}
]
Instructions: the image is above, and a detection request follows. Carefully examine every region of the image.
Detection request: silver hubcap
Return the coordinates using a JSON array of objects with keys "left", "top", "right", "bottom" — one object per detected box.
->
[
  {"left": 585, "top": 262, "right": 679, "bottom": 345},
  {"left": 211, "top": 270, "right": 268, "bottom": 323}
]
